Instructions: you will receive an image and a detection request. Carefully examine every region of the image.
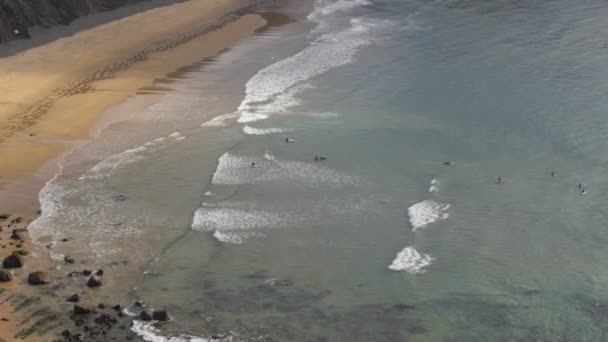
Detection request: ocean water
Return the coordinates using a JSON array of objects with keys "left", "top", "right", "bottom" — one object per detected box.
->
[{"left": 28, "top": 0, "right": 608, "bottom": 340}]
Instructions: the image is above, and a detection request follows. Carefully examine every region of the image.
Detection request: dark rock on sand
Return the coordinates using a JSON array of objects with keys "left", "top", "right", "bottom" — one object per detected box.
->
[
  {"left": 0, "top": 269, "right": 12, "bottom": 282},
  {"left": 97, "top": 303, "right": 105, "bottom": 309},
  {"left": 67, "top": 293, "right": 80, "bottom": 303},
  {"left": 3, "top": 253, "right": 23, "bottom": 268},
  {"left": 64, "top": 255, "right": 75, "bottom": 264},
  {"left": 95, "top": 269, "right": 103, "bottom": 276},
  {"left": 0, "top": 214, "right": 8, "bottom": 220},
  {"left": 112, "top": 304, "right": 121, "bottom": 311},
  {"left": 27, "top": 271, "right": 49, "bottom": 285},
  {"left": 86, "top": 276, "right": 102, "bottom": 287},
  {"left": 10, "top": 228, "right": 26, "bottom": 240},
  {"left": 139, "top": 310, "right": 152, "bottom": 321},
  {"left": 152, "top": 310, "right": 170, "bottom": 321},
  {"left": 83, "top": 270, "right": 92, "bottom": 276},
  {"left": 73, "top": 305, "right": 90, "bottom": 315},
  {"left": 94, "top": 313, "right": 117, "bottom": 325}
]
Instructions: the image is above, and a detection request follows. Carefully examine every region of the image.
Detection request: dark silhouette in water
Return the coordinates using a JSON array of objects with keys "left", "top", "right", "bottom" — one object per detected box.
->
[
  {"left": 551, "top": 171, "right": 556, "bottom": 177},
  {"left": 443, "top": 161, "right": 454, "bottom": 166},
  {"left": 250, "top": 162, "right": 256, "bottom": 168},
  {"left": 314, "top": 155, "right": 327, "bottom": 161},
  {"left": 495, "top": 176, "right": 503, "bottom": 184}
]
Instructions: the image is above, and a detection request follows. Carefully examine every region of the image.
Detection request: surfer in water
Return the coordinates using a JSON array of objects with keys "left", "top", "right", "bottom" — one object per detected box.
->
[
  {"left": 443, "top": 162, "right": 454, "bottom": 166},
  {"left": 495, "top": 176, "right": 503, "bottom": 184},
  {"left": 285, "top": 137, "right": 295, "bottom": 143},
  {"left": 551, "top": 171, "right": 556, "bottom": 177},
  {"left": 250, "top": 162, "right": 256, "bottom": 168},
  {"left": 314, "top": 155, "right": 327, "bottom": 161}
]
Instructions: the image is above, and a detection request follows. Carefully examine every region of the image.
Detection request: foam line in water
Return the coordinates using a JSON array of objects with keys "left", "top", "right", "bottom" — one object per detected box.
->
[
  {"left": 408, "top": 199, "right": 450, "bottom": 231},
  {"left": 243, "top": 125, "right": 293, "bottom": 135},
  {"left": 388, "top": 246, "right": 434, "bottom": 273}
]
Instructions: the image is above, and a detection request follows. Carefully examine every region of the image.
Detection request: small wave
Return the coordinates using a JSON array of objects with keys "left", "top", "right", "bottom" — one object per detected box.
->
[
  {"left": 201, "top": 113, "right": 239, "bottom": 127},
  {"left": 131, "top": 320, "right": 222, "bottom": 342},
  {"left": 308, "top": 112, "right": 341, "bottom": 119},
  {"left": 408, "top": 200, "right": 450, "bottom": 231},
  {"left": 211, "top": 152, "right": 358, "bottom": 186},
  {"left": 243, "top": 125, "right": 293, "bottom": 135},
  {"left": 168, "top": 132, "right": 181, "bottom": 138},
  {"left": 388, "top": 246, "right": 434, "bottom": 273}
]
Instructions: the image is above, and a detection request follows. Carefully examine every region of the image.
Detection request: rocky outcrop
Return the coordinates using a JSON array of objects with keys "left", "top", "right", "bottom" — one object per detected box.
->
[{"left": 0, "top": 0, "right": 149, "bottom": 43}]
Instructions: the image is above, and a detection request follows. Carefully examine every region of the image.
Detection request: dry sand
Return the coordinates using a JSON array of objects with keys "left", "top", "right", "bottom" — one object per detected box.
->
[{"left": 0, "top": 0, "right": 269, "bottom": 340}]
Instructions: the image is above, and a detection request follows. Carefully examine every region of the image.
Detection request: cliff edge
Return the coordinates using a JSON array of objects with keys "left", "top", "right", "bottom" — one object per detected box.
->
[{"left": 0, "top": 0, "right": 149, "bottom": 43}]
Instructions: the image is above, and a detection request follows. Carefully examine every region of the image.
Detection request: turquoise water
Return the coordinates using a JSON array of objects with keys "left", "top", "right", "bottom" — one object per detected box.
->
[{"left": 29, "top": 0, "right": 608, "bottom": 340}]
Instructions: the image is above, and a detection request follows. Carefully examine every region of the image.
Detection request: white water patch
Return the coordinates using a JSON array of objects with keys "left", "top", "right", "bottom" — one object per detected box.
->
[
  {"left": 243, "top": 125, "right": 293, "bottom": 135},
  {"left": 192, "top": 207, "right": 290, "bottom": 232},
  {"left": 168, "top": 132, "right": 181, "bottom": 138},
  {"left": 201, "top": 112, "right": 239, "bottom": 127},
  {"left": 131, "top": 320, "right": 222, "bottom": 342},
  {"left": 210, "top": 152, "right": 359, "bottom": 186},
  {"left": 175, "top": 137, "right": 186, "bottom": 141},
  {"left": 408, "top": 200, "right": 450, "bottom": 231},
  {"left": 428, "top": 178, "right": 439, "bottom": 192},
  {"left": 388, "top": 246, "right": 434, "bottom": 273},
  {"left": 213, "top": 230, "right": 261, "bottom": 244},
  {"left": 308, "top": 0, "right": 372, "bottom": 35}
]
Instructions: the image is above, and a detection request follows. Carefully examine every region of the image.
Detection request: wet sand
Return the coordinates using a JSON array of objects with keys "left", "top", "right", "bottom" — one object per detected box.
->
[{"left": 0, "top": 0, "right": 270, "bottom": 340}]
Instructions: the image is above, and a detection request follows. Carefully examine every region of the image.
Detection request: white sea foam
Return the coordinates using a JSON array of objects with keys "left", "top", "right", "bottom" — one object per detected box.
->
[
  {"left": 131, "top": 320, "right": 219, "bottom": 342},
  {"left": 428, "top": 178, "right": 439, "bottom": 192},
  {"left": 388, "top": 246, "right": 434, "bottom": 273},
  {"left": 192, "top": 208, "right": 288, "bottom": 232},
  {"left": 213, "top": 230, "right": 260, "bottom": 244},
  {"left": 210, "top": 152, "right": 358, "bottom": 186},
  {"left": 168, "top": 132, "right": 181, "bottom": 138},
  {"left": 243, "top": 125, "right": 293, "bottom": 135},
  {"left": 175, "top": 137, "right": 186, "bottom": 141},
  {"left": 408, "top": 200, "right": 450, "bottom": 231}
]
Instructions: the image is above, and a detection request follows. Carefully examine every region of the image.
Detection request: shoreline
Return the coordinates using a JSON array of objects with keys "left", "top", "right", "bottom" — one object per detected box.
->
[
  {"left": 0, "top": 0, "right": 271, "bottom": 212},
  {"left": 0, "top": 1, "right": 277, "bottom": 340}
]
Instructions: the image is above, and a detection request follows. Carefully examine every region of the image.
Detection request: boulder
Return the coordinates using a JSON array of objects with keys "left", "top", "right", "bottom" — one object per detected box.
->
[
  {"left": 95, "top": 269, "right": 103, "bottom": 276},
  {"left": 27, "top": 271, "right": 49, "bottom": 285},
  {"left": 3, "top": 253, "right": 23, "bottom": 268},
  {"left": 9, "top": 229, "right": 26, "bottom": 240},
  {"left": 152, "top": 310, "right": 169, "bottom": 321},
  {"left": 86, "top": 276, "right": 102, "bottom": 288},
  {"left": 0, "top": 269, "right": 12, "bottom": 282},
  {"left": 139, "top": 310, "right": 152, "bottom": 321},
  {"left": 64, "top": 256, "right": 75, "bottom": 264},
  {"left": 67, "top": 293, "right": 80, "bottom": 303},
  {"left": 82, "top": 270, "right": 92, "bottom": 276},
  {"left": 73, "top": 305, "right": 90, "bottom": 315}
]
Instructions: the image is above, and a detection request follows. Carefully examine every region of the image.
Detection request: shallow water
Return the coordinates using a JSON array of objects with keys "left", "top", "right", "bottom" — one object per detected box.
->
[{"left": 27, "top": 0, "right": 608, "bottom": 340}]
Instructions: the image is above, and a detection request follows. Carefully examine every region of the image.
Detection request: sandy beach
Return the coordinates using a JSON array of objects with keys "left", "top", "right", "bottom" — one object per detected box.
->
[
  {"left": 0, "top": 0, "right": 269, "bottom": 340},
  {"left": 0, "top": 0, "right": 268, "bottom": 211}
]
